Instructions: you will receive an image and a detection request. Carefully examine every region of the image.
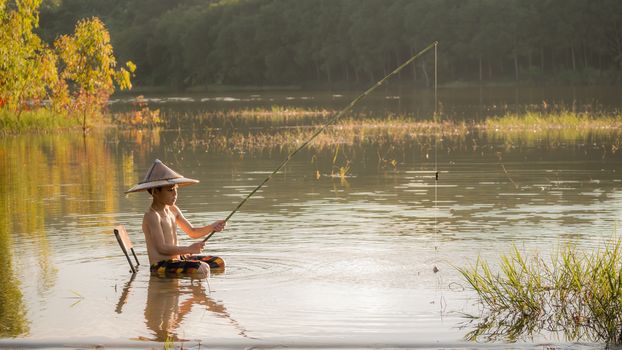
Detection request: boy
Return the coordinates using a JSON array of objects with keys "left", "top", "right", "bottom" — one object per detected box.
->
[{"left": 126, "top": 159, "right": 226, "bottom": 278}]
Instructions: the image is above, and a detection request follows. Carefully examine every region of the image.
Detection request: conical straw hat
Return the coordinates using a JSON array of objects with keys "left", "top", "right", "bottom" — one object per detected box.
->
[{"left": 125, "top": 159, "right": 199, "bottom": 193}]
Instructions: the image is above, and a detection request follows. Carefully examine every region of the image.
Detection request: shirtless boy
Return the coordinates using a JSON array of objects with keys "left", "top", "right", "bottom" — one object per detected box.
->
[{"left": 126, "top": 159, "right": 226, "bottom": 278}]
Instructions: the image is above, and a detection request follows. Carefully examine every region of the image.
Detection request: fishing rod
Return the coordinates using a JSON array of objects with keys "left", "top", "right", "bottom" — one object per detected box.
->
[{"left": 203, "top": 40, "right": 439, "bottom": 243}]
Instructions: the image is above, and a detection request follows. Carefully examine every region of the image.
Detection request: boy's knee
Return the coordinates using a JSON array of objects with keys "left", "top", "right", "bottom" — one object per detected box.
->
[{"left": 193, "top": 262, "right": 210, "bottom": 279}]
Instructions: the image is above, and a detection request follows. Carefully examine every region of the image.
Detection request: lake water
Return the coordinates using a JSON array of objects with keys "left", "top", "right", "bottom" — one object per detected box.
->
[{"left": 1, "top": 86, "right": 621, "bottom": 349}]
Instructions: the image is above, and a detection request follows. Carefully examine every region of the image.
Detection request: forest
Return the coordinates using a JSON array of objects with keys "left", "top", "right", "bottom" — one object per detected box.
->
[{"left": 37, "top": 0, "right": 622, "bottom": 89}]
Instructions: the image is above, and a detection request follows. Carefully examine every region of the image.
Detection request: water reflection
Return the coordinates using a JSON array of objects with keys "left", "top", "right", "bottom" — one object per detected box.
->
[
  {"left": 0, "top": 132, "right": 144, "bottom": 337},
  {"left": 138, "top": 276, "right": 251, "bottom": 342},
  {"left": 1, "top": 105, "right": 622, "bottom": 346},
  {"left": 462, "top": 310, "right": 598, "bottom": 345},
  {"left": 0, "top": 133, "right": 126, "bottom": 224},
  {"left": 0, "top": 195, "right": 29, "bottom": 337}
]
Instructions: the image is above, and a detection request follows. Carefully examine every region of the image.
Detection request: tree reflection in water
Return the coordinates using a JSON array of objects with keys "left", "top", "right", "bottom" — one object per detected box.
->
[{"left": 0, "top": 196, "right": 29, "bottom": 337}]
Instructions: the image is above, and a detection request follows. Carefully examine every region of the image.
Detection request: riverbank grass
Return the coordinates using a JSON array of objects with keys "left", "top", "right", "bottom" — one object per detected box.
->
[
  {"left": 0, "top": 109, "right": 82, "bottom": 134},
  {"left": 459, "top": 239, "right": 622, "bottom": 345}
]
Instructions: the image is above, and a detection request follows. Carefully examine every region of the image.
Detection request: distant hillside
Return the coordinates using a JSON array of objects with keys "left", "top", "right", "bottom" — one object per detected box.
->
[{"left": 39, "top": 0, "right": 622, "bottom": 89}]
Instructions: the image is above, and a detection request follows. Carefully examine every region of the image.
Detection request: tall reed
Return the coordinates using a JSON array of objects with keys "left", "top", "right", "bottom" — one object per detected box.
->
[
  {"left": 484, "top": 111, "right": 621, "bottom": 131},
  {"left": 459, "top": 239, "right": 622, "bottom": 345}
]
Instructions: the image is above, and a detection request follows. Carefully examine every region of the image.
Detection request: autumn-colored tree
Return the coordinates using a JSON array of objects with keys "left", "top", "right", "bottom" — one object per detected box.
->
[
  {"left": 0, "top": 0, "right": 58, "bottom": 117},
  {"left": 1, "top": 1, "right": 134, "bottom": 131},
  {"left": 54, "top": 17, "right": 134, "bottom": 131}
]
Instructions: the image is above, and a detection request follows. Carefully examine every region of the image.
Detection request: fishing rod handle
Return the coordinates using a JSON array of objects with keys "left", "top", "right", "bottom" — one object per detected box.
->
[{"left": 202, "top": 215, "right": 232, "bottom": 242}]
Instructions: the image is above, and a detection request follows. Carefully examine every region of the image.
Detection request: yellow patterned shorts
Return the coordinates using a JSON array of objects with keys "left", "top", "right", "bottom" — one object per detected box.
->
[{"left": 150, "top": 255, "right": 225, "bottom": 276}]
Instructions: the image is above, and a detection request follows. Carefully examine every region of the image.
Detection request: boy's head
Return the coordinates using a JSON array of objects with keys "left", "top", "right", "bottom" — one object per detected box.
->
[
  {"left": 148, "top": 184, "right": 179, "bottom": 205},
  {"left": 147, "top": 187, "right": 161, "bottom": 195},
  {"left": 146, "top": 184, "right": 176, "bottom": 194},
  {"left": 125, "top": 159, "right": 198, "bottom": 194}
]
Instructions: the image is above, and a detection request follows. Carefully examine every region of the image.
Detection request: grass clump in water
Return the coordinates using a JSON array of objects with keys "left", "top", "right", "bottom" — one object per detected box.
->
[
  {"left": 484, "top": 111, "right": 621, "bottom": 131},
  {"left": 200, "top": 106, "right": 333, "bottom": 121},
  {"left": 240, "top": 105, "right": 332, "bottom": 118},
  {"left": 459, "top": 239, "right": 622, "bottom": 345},
  {"left": 0, "top": 108, "right": 81, "bottom": 134}
]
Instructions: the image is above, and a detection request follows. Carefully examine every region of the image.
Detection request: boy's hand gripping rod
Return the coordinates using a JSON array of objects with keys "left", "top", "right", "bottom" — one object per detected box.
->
[{"left": 203, "top": 41, "right": 438, "bottom": 243}]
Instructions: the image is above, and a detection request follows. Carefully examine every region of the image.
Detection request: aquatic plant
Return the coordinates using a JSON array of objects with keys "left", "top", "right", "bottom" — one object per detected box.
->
[
  {"left": 112, "top": 95, "right": 161, "bottom": 127},
  {"left": 163, "top": 335, "right": 174, "bottom": 350},
  {"left": 237, "top": 105, "right": 333, "bottom": 118},
  {"left": 459, "top": 238, "right": 622, "bottom": 345},
  {"left": 481, "top": 111, "right": 622, "bottom": 150},
  {"left": 193, "top": 116, "right": 457, "bottom": 153},
  {"left": 186, "top": 106, "right": 333, "bottom": 124},
  {"left": 0, "top": 108, "right": 80, "bottom": 133},
  {"left": 484, "top": 111, "right": 621, "bottom": 131}
]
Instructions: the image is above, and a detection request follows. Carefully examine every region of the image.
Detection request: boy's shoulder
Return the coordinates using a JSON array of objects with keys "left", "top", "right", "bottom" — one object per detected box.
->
[
  {"left": 143, "top": 208, "right": 159, "bottom": 222},
  {"left": 143, "top": 205, "right": 180, "bottom": 219},
  {"left": 169, "top": 205, "right": 182, "bottom": 217}
]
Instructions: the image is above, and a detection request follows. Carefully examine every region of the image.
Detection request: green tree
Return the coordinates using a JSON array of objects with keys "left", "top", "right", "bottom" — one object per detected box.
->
[
  {"left": 35, "top": 0, "right": 622, "bottom": 87},
  {"left": 0, "top": 0, "right": 58, "bottom": 116},
  {"left": 54, "top": 17, "right": 134, "bottom": 131},
  {"left": 587, "top": 0, "right": 622, "bottom": 71}
]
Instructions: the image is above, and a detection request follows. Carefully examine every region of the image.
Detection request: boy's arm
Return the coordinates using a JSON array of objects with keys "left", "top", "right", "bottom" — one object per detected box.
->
[
  {"left": 145, "top": 210, "right": 203, "bottom": 255},
  {"left": 172, "top": 205, "right": 226, "bottom": 239}
]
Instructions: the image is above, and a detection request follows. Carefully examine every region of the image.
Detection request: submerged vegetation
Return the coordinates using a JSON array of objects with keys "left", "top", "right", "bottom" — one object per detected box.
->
[
  {"left": 167, "top": 108, "right": 622, "bottom": 154},
  {"left": 484, "top": 111, "right": 621, "bottom": 132},
  {"left": 483, "top": 111, "right": 622, "bottom": 146},
  {"left": 234, "top": 106, "right": 333, "bottom": 119},
  {"left": 112, "top": 95, "right": 161, "bottom": 127},
  {"left": 459, "top": 239, "right": 622, "bottom": 345},
  {"left": 190, "top": 116, "right": 452, "bottom": 154}
]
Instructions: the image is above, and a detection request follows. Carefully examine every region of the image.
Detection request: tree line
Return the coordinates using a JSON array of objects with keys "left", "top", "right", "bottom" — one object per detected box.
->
[{"left": 34, "top": 0, "right": 622, "bottom": 89}]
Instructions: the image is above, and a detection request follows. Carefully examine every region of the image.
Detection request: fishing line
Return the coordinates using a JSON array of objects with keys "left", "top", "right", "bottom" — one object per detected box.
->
[
  {"left": 432, "top": 42, "right": 440, "bottom": 261},
  {"left": 432, "top": 42, "right": 447, "bottom": 317},
  {"left": 204, "top": 41, "right": 439, "bottom": 243},
  {"left": 434, "top": 42, "right": 439, "bottom": 241}
]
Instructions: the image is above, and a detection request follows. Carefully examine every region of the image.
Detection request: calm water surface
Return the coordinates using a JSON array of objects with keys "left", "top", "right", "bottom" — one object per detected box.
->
[{"left": 1, "top": 87, "right": 621, "bottom": 349}]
